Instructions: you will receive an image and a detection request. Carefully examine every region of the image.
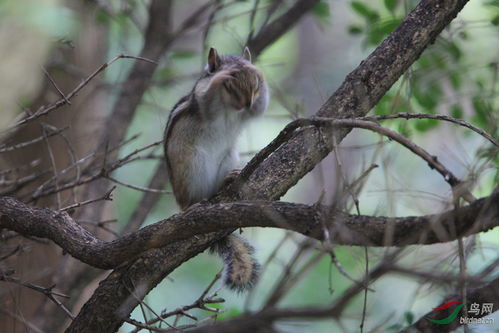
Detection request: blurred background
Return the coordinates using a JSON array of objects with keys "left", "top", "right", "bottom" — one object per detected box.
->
[{"left": 0, "top": 0, "right": 498, "bottom": 332}]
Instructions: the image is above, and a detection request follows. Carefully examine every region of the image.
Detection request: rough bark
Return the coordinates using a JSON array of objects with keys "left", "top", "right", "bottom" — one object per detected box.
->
[{"left": 1, "top": 191, "right": 497, "bottom": 269}]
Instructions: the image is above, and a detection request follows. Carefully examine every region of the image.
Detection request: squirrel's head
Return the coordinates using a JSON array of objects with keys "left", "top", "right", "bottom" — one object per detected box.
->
[{"left": 206, "top": 47, "right": 265, "bottom": 110}]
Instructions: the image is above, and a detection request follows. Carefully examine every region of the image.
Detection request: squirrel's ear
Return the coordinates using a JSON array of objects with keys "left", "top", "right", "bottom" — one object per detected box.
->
[
  {"left": 242, "top": 46, "right": 252, "bottom": 62},
  {"left": 208, "top": 47, "right": 220, "bottom": 72}
]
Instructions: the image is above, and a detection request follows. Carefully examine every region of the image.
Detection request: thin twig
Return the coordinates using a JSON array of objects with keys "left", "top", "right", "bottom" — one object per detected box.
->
[
  {"left": 360, "top": 247, "right": 369, "bottom": 333},
  {"left": 29, "top": 134, "right": 140, "bottom": 200},
  {"left": 107, "top": 175, "right": 170, "bottom": 194},
  {"left": 0, "top": 308, "right": 45, "bottom": 333},
  {"left": 42, "top": 66, "right": 71, "bottom": 104},
  {"left": 59, "top": 186, "right": 116, "bottom": 212},
  {"left": 362, "top": 112, "right": 499, "bottom": 147},
  {"left": 129, "top": 272, "right": 224, "bottom": 333},
  {"left": 0, "top": 159, "right": 40, "bottom": 176},
  {"left": 7, "top": 54, "right": 157, "bottom": 130},
  {"left": 0, "top": 273, "right": 74, "bottom": 319},
  {"left": 0, "top": 126, "right": 68, "bottom": 153},
  {"left": 312, "top": 117, "right": 477, "bottom": 203},
  {"left": 41, "top": 124, "right": 61, "bottom": 208},
  {"left": 78, "top": 219, "right": 120, "bottom": 238},
  {"left": 457, "top": 237, "right": 469, "bottom": 332},
  {"left": 331, "top": 134, "right": 360, "bottom": 214}
]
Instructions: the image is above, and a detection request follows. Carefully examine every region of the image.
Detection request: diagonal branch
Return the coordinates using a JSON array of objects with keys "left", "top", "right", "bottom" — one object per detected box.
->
[{"left": 246, "top": 0, "right": 320, "bottom": 57}]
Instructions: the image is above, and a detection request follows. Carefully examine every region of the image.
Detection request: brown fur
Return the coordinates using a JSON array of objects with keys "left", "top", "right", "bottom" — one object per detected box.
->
[{"left": 163, "top": 47, "right": 268, "bottom": 290}]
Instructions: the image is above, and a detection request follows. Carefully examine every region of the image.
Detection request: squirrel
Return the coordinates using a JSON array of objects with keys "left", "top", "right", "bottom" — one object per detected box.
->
[{"left": 163, "top": 47, "right": 269, "bottom": 291}]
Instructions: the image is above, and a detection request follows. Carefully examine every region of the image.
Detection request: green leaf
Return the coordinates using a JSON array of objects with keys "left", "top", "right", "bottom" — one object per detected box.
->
[
  {"left": 471, "top": 97, "right": 490, "bottom": 128},
  {"left": 451, "top": 105, "right": 463, "bottom": 119},
  {"left": 484, "top": 0, "right": 499, "bottom": 7},
  {"left": 429, "top": 51, "right": 447, "bottom": 69},
  {"left": 171, "top": 50, "right": 197, "bottom": 59},
  {"left": 351, "top": 1, "right": 379, "bottom": 22},
  {"left": 398, "top": 121, "right": 411, "bottom": 137},
  {"left": 348, "top": 24, "right": 364, "bottom": 34},
  {"left": 374, "top": 93, "right": 392, "bottom": 115},
  {"left": 458, "top": 31, "right": 468, "bottom": 40},
  {"left": 368, "top": 17, "right": 402, "bottom": 44},
  {"left": 405, "top": 311, "right": 414, "bottom": 325},
  {"left": 447, "top": 42, "right": 462, "bottom": 61},
  {"left": 413, "top": 84, "right": 440, "bottom": 112},
  {"left": 491, "top": 14, "right": 499, "bottom": 25},
  {"left": 384, "top": 0, "right": 398, "bottom": 12},
  {"left": 313, "top": 1, "right": 331, "bottom": 23},
  {"left": 414, "top": 118, "right": 439, "bottom": 132},
  {"left": 449, "top": 71, "right": 461, "bottom": 89},
  {"left": 156, "top": 66, "right": 174, "bottom": 80},
  {"left": 217, "top": 307, "right": 241, "bottom": 321},
  {"left": 95, "top": 8, "right": 110, "bottom": 24},
  {"left": 417, "top": 55, "right": 432, "bottom": 69}
]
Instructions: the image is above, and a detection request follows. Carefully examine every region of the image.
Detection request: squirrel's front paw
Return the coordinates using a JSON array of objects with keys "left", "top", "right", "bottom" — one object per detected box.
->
[
  {"left": 209, "top": 70, "right": 235, "bottom": 88},
  {"left": 222, "top": 169, "right": 241, "bottom": 187}
]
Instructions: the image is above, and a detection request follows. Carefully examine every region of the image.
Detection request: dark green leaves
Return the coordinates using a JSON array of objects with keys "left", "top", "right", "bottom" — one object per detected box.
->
[
  {"left": 351, "top": 1, "right": 379, "bottom": 23},
  {"left": 384, "top": 0, "right": 398, "bottom": 12},
  {"left": 312, "top": 1, "right": 331, "bottom": 24}
]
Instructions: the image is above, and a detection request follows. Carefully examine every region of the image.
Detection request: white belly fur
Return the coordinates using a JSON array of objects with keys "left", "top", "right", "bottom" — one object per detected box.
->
[{"left": 186, "top": 111, "right": 241, "bottom": 202}]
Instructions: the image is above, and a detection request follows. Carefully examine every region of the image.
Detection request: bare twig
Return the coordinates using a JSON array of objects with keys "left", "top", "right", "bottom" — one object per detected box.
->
[
  {"left": 0, "top": 126, "right": 68, "bottom": 153},
  {"left": 42, "top": 66, "right": 71, "bottom": 104},
  {"left": 7, "top": 55, "right": 156, "bottom": 130},
  {"left": 363, "top": 112, "right": 499, "bottom": 147},
  {"left": 129, "top": 272, "right": 224, "bottom": 333},
  {"left": 106, "top": 175, "right": 170, "bottom": 194},
  {"left": 0, "top": 273, "right": 74, "bottom": 320},
  {"left": 360, "top": 247, "right": 369, "bottom": 333},
  {"left": 41, "top": 124, "right": 61, "bottom": 208},
  {"left": 59, "top": 186, "right": 116, "bottom": 212},
  {"left": 315, "top": 117, "right": 476, "bottom": 202}
]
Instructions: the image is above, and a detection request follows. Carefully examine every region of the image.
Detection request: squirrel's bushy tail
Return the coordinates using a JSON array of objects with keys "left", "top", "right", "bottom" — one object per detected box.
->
[{"left": 211, "top": 234, "right": 260, "bottom": 292}]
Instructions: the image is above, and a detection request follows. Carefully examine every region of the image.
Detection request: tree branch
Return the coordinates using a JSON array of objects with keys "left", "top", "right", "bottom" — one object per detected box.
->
[
  {"left": 0, "top": 190, "right": 496, "bottom": 269},
  {"left": 246, "top": 0, "right": 320, "bottom": 57}
]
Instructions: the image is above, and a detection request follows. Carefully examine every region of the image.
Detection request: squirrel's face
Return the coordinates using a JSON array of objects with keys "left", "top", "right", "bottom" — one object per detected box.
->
[{"left": 207, "top": 47, "right": 264, "bottom": 111}]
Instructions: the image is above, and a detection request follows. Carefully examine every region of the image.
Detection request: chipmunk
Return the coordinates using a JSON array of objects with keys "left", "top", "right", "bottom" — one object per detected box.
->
[{"left": 163, "top": 47, "right": 269, "bottom": 291}]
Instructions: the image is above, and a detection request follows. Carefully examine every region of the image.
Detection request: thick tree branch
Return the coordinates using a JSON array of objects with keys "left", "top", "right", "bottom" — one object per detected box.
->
[{"left": 1, "top": 191, "right": 496, "bottom": 269}]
